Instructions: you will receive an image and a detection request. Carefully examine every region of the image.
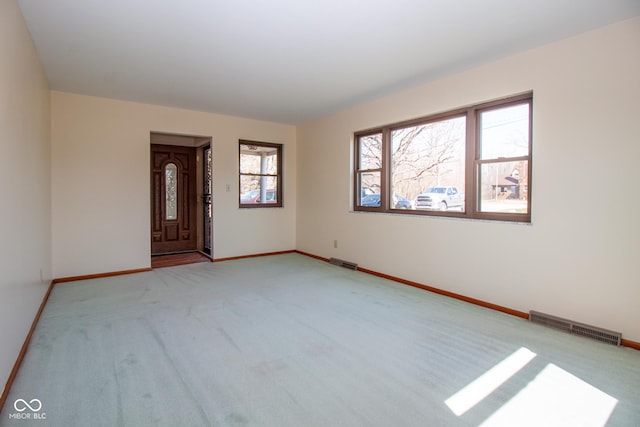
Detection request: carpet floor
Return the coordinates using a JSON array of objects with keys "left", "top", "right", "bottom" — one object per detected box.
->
[{"left": 1, "top": 253, "right": 639, "bottom": 426}]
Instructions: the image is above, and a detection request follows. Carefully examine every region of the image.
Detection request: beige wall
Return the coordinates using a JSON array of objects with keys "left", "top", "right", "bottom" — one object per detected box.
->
[
  {"left": 296, "top": 18, "right": 640, "bottom": 341},
  {"left": 0, "top": 0, "right": 51, "bottom": 394},
  {"left": 51, "top": 93, "right": 296, "bottom": 278}
]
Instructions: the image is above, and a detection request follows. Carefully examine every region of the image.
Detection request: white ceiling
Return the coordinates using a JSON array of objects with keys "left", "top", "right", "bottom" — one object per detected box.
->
[{"left": 17, "top": 0, "right": 640, "bottom": 125}]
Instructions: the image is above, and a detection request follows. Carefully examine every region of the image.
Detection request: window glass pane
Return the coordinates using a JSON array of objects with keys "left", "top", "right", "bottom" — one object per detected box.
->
[
  {"left": 478, "top": 160, "right": 529, "bottom": 213},
  {"left": 392, "top": 116, "right": 465, "bottom": 211},
  {"left": 240, "top": 175, "right": 278, "bottom": 204},
  {"left": 240, "top": 144, "right": 279, "bottom": 175},
  {"left": 165, "top": 163, "right": 177, "bottom": 220},
  {"left": 358, "top": 171, "right": 380, "bottom": 206},
  {"left": 480, "top": 103, "right": 529, "bottom": 160},
  {"left": 359, "top": 134, "right": 382, "bottom": 170}
]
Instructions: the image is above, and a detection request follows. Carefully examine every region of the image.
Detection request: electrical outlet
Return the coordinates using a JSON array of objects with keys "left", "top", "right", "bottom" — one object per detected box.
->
[
  {"left": 226, "top": 184, "right": 231, "bottom": 192},
  {"left": 333, "top": 240, "right": 338, "bottom": 249}
]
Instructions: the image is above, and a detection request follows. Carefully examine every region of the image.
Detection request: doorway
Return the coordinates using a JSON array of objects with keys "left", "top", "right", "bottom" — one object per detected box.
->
[{"left": 150, "top": 133, "right": 213, "bottom": 265}]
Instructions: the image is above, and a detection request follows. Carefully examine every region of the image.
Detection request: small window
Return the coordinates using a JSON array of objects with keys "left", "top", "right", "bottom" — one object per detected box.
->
[
  {"left": 354, "top": 93, "right": 532, "bottom": 222},
  {"left": 165, "top": 163, "right": 178, "bottom": 220},
  {"left": 239, "top": 140, "right": 283, "bottom": 208},
  {"left": 355, "top": 132, "right": 382, "bottom": 207},
  {"left": 476, "top": 101, "right": 531, "bottom": 217}
]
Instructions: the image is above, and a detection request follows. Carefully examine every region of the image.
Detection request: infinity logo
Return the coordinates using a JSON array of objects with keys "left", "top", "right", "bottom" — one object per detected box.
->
[{"left": 14, "top": 398, "right": 42, "bottom": 412}]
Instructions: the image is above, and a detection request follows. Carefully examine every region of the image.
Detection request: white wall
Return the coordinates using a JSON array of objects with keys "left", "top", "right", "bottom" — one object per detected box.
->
[
  {"left": 296, "top": 18, "right": 640, "bottom": 341},
  {"left": 51, "top": 93, "right": 296, "bottom": 278},
  {"left": 0, "top": 0, "right": 51, "bottom": 395}
]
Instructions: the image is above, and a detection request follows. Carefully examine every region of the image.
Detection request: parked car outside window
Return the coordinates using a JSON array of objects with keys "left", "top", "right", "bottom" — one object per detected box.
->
[
  {"left": 361, "top": 194, "right": 381, "bottom": 207},
  {"left": 360, "top": 193, "right": 412, "bottom": 209},
  {"left": 240, "top": 189, "right": 277, "bottom": 204},
  {"left": 393, "top": 194, "right": 412, "bottom": 209}
]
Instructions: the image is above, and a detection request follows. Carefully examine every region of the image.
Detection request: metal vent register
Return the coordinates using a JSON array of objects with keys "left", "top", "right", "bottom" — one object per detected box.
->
[
  {"left": 529, "top": 311, "right": 622, "bottom": 346},
  {"left": 329, "top": 258, "right": 358, "bottom": 271}
]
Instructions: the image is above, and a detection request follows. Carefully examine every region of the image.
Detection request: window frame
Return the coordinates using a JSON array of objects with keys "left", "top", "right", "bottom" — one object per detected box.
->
[
  {"left": 355, "top": 130, "right": 385, "bottom": 211},
  {"left": 353, "top": 92, "right": 532, "bottom": 223},
  {"left": 239, "top": 139, "right": 283, "bottom": 208}
]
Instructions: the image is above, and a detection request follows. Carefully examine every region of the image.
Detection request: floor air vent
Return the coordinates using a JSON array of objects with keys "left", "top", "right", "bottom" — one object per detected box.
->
[
  {"left": 329, "top": 257, "right": 358, "bottom": 271},
  {"left": 529, "top": 311, "right": 621, "bottom": 346}
]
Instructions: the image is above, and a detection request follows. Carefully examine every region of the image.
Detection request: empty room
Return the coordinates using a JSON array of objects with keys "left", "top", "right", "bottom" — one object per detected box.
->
[{"left": 1, "top": 0, "right": 639, "bottom": 425}]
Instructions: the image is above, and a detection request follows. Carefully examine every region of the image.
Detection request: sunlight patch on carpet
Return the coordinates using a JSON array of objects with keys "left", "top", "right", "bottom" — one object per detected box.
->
[
  {"left": 445, "top": 347, "right": 537, "bottom": 416},
  {"left": 479, "top": 363, "right": 618, "bottom": 427}
]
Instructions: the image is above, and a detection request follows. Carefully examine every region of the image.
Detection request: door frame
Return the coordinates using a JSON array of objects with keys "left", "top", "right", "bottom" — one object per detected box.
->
[
  {"left": 202, "top": 143, "right": 213, "bottom": 256},
  {"left": 150, "top": 132, "right": 213, "bottom": 258}
]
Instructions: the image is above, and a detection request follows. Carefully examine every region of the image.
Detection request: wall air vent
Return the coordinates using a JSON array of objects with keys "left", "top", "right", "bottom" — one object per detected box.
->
[
  {"left": 329, "top": 257, "right": 358, "bottom": 271},
  {"left": 529, "top": 311, "right": 622, "bottom": 346}
]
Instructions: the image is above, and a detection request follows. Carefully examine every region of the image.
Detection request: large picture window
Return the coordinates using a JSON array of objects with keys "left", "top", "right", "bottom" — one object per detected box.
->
[
  {"left": 239, "top": 140, "right": 283, "bottom": 208},
  {"left": 354, "top": 93, "right": 532, "bottom": 222}
]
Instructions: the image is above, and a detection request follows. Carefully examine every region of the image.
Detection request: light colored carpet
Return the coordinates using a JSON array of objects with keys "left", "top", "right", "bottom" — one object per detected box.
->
[{"left": 1, "top": 253, "right": 639, "bottom": 426}]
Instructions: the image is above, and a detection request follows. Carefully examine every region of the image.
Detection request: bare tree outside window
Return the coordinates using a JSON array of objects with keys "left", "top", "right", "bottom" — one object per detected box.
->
[
  {"left": 359, "top": 134, "right": 382, "bottom": 170},
  {"left": 390, "top": 117, "right": 466, "bottom": 207}
]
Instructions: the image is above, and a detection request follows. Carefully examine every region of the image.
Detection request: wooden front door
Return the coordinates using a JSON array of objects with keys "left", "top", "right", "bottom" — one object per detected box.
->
[{"left": 151, "top": 144, "right": 197, "bottom": 254}]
